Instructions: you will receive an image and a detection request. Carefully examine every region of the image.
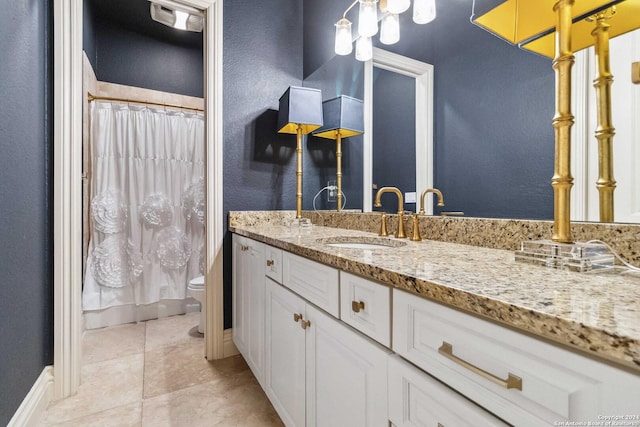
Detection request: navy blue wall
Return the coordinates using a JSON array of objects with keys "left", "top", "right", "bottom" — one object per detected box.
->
[
  {"left": 83, "top": 0, "right": 96, "bottom": 69},
  {"left": 92, "top": 19, "right": 203, "bottom": 97},
  {"left": 303, "top": 0, "right": 555, "bottom": 219},
  {"left": 223, "top": 0, "right": 304, "bottom": 328},
  {"left": 303, "top": 54, "right": 364, "bottom": 211},
  {"left": 0, "top": 1, "right": 53, "bottom": 425}
]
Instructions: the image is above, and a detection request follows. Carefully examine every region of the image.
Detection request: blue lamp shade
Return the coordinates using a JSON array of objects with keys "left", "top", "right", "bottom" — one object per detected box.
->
[
  {"left": 277, "top": 86, "right": 324, "bottom": 135},
  {"left": 312, "top": 95, "right": 364, "bottom": 140}
]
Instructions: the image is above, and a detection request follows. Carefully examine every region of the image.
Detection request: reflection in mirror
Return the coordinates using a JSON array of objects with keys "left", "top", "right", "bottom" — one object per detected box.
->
[
  {"left": 304, "top": 0, "right": 638, "bottom": 222},
  {"left": 364, "top": 48, "right": 434, "bottom": 214},
  {"left": 372, "top": 67, "right": 416, "bottom": 214},
  {"left": 572, "top": 28, "right": 640, "bottom": 224}
]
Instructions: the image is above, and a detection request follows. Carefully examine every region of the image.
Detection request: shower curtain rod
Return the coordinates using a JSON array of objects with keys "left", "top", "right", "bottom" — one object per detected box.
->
[{"left": 87, "top": 93, "right": 204, "bottom": 112}]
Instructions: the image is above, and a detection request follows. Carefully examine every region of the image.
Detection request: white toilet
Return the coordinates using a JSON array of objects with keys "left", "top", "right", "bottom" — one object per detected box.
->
[{"left": 187, "top": 276, "right": 205, "bottom": 334}]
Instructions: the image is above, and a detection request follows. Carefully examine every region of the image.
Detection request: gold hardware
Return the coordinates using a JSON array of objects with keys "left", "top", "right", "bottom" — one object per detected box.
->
[
  {"left": 379, "top": 212, "right": 389, "bottom": 237},
  {"left": 241, "top": 245, "right": 249, "bottom": 252},
  {"left": 296, "top": 124, "right": 303, "bottom": 219},
  {"left": 266, "top": 259, "right": 275, "bottom": 267},
  {"left": 438, "top": 342, "right": 523, "bottom": 391},
  {"left": 336, "top": 133, "right": 343, "bottom": 212},
  {"left": 410, "top": 213, "right": 422, "bottom": 242},
  {"left": 418, "top": 188, "right": 444, "bottom": 215},
  {"left": 374, "top": 187, "right": 406, "bottom": 238},
  {"left": 591, "top": 10, "right": 616, "bottom": 222},
  {"left": 551, "top": 0, "right": 575, "bottom": 243},
  {"left": 438, "top": 424, "right": 444, "bottom": 427},
  {"left": 351, "top": 300, "right": 365, "bottom": 313},
  {"left": 301, "top": 319, "right": 311, "bottom": 330},
  {"left": 440, "top": 211, "right": 464, "bottom": 217},
  {"left": 633, "top": 62, "right": 640, "bottom": 84},
  {"left": 293, "top": 313, "right": 302, "bottom": 323}
]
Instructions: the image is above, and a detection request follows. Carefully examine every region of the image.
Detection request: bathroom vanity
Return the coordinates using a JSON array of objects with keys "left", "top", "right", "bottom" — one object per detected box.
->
[{"left": 230, "top": 212, "right": 640, "bottom": 427}]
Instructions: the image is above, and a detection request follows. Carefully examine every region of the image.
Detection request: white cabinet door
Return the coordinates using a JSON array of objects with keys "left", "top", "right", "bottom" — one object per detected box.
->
[
  {"left": 306, "top": 304, "right": 390, "bottom": 427},
  {"left": 232, "top": 235, "right": 266, "bottom": 386},
  {"left": 232, "top": 235, "right": 249, "bottom": 355},
  {"left": 265, "top": 278, "right": 307, "bottom": 427},
  {"left": 246, "top": 240, "right": 265, "bottom": 386}
]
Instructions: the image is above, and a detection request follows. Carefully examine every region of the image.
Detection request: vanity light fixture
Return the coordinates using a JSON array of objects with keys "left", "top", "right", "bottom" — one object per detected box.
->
[
  {"left": 355, "top": 36, "right": 374, "bottom": 61},
  {"left": 277, "top": 86, "right": 324, "bottom": 219},
  {"left": 312, "top": 96, "right": 365, "bottom": 212},
  {"left": 412, "top": 0, "right": 437, "bottom": 24},
  {"left": 358, "top": 0, "right": 380, "bottom": 37},
  {"left": 149, "top": 0, "right": 203, "bottom": 33},
  {"left": 380, "top": 13, "right": 401, "bottom": 45},
  {"left": 334, "top": 0, "right": 437, "bottom": 60},
  {"left": 335, "top": 18, "right": 354, "bottom": 55}
]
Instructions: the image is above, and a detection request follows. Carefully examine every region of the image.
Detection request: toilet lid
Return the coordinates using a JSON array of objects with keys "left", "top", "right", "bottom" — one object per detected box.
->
[{"left": 189, "top": 276, "right": 205, "bottom": 288}]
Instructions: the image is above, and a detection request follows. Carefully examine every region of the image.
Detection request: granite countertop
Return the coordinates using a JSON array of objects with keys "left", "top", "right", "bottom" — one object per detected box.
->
[{"left": 229, "top": 221, "right": 640, "bottom": 372}]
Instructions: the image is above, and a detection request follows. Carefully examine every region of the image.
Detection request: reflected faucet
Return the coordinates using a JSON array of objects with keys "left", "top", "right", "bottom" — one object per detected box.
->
[
  {"left": 374, "top": 187, "right": 406, "bottom": 238},
  {"left": 419, "top": 188, "right": 445, "bottom": 215}
]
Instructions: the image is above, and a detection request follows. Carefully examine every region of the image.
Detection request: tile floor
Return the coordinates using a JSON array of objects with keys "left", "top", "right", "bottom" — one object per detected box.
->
[{"left": 40, "top": 312, "right": 284, "bottom": 426}]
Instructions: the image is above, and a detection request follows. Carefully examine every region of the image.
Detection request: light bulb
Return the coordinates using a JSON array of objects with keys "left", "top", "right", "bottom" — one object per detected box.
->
[
  {"left": 358, "top": 0, "right": 379, "bottom": 37},
  {"left": 174, "top": 10, "right": 189, "bottom": 30},
  {"left": 355, "top": 37, "right": 373, "bottom": 61},
  {"left": 335, "top": 18, "right": 353, "bottom": 55},
  {"left": 413, "top": 0, "right": 436, "bottom": 24},
  {"left": 387, "top": 0, "right": 410, "bottom": 14},
  {"left": 380, "top": 14, "right": 400, "bottom": 45}
]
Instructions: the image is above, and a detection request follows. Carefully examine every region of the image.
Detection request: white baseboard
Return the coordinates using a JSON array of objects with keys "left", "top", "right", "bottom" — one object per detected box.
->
[
  {"left": 223, "top": 328, "right": 239, "bottom": 357},
  {"left": 8, "top": 366, "right": 54, "bottom": 427}
]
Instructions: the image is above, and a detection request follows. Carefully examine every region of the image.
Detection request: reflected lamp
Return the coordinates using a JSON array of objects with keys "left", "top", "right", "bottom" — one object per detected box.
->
[
  {"left": 312, "top": 96, "right": 364, "bottom": 212},
  {"left": 277, "top": 86, "right": 324, "bottom": 218},
  {"left": 471, "top": 0, "right": 625, "bottom": 242}
]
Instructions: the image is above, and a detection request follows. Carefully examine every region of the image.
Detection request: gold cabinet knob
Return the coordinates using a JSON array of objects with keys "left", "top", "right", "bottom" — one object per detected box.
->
[
  {"left": 266, "top": 259, "right": 275, "bottom": 267},
  {"left": 351, "top": 300, "right": 365, "bottom": 313},
  {"left": 293, "top": 313, "right": 302, "bottom": 323},
  {"left": 241, "top": 245, "right": 249, "bottom": 251},
  {"left": 301, "top": 319, "right": 311, "bottom": 330}
]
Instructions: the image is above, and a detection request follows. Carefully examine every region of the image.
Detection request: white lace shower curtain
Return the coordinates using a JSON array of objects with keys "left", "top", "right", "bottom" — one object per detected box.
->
[{"left": 83, "top": 100, "right": 205, "bottom": 311}]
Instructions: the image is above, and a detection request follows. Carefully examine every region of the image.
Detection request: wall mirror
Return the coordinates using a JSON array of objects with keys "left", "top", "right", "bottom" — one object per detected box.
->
[{"left": 303, "top": 0, "right": 640, "bottom": 224}]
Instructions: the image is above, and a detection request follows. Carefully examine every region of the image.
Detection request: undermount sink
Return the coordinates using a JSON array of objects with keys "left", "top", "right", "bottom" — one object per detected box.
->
[{"left": 316, "top": 236, "right": 407, "bottom": 250}]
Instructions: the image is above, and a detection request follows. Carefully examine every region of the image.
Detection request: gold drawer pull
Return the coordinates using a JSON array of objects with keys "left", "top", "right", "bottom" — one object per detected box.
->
[
  {"left": 351, "top": 300, "right": 365, "bottom": 313},
  {"left": 293, "top": 313, "right": 302, "bottom": 323},
  {"left": 241, "top": 245, "right": 249, "bottom": 251},
  {"left": 438, "top": 342, "right": 522, "bottom": 391},
  {"left": 266, "top": 259, "right": 275, "bottom": 267},
  {"left": 301, "top": 319, "right": 311, "bottom": 330}
]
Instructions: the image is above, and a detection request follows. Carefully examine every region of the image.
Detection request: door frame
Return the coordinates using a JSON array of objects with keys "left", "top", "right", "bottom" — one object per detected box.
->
[
  {"left": 53, "top": 0, "right": 224, "bottom": 399},
  {"left": 363, "top": 48, "right": 434, "bottom": 213}
]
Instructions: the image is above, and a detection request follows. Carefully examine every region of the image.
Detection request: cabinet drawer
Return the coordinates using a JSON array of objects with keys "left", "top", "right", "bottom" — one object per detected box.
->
[
  {"left": 283, "top": 252, "right": 340, "bottom": 317},
  {"left": 264, "top": 245, "right": 283, "bottom": 284},
  {"left": 388, "top": 355, "right": 508, "bottom": 427},
  {"left": 393, "top": 289, "right": 604, "bottom": 426},
  {"left": 339, "top": 272, "right": 391, "bottom": 347}
]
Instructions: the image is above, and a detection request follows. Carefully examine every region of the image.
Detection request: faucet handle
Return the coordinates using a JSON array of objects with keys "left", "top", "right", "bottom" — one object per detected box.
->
[
  {"left": 410, "top": 213, "right": 422, "bottom": 242},
  {"left": 379, "top": 213, "right": 389, "bottom": 237}
]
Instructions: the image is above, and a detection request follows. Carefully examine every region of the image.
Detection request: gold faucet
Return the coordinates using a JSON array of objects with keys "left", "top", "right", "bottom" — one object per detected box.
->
[
  {"left": 419, "top": 188, "right": 445, "bottom": 215},
  {"left": 374, "top": 187, "right": 406, "bottom": 238},
  {"left": 411, "top": 188, "right": 445, "bottom": 242}
]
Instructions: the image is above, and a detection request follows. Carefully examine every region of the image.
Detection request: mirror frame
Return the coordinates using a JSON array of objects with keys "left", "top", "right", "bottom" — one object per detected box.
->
[{"left": 363, "top": 48, "right": 434, "bottom": 213}]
